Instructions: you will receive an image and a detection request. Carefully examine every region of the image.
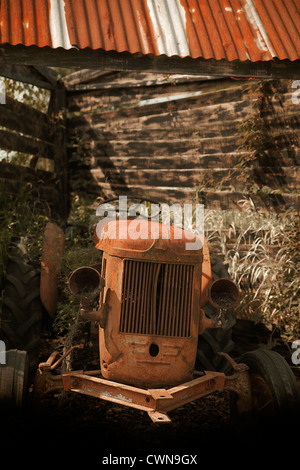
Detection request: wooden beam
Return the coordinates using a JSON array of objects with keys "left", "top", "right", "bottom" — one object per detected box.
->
[
  {"left": 62, "top": 69, "right": 115, "bottom": 87},
  {"left": 64, "top": 70, "right": 222, "bottom": 91},
  {"left": 1, "top": 45, "right": 300, "bottom": 79},
  {"left": 32, "top": 66, "right": 59, "bottom": 87},
  {"left": 0, "top": 95, "right": 53, "bottom": 141},
  {"left": 49, "top": 82, "right": 69, "bottom": 220},
  {"left": 0, "top": 129, "right": 53, "bottom": 158},
  {"left": 0, "top": 64, "right": 56, "bottom": 89}
]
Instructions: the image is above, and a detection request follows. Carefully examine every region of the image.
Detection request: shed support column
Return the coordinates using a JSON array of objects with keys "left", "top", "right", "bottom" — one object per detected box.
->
[{"left": 50, "top": 81, "right": 69, "bottom": 222}]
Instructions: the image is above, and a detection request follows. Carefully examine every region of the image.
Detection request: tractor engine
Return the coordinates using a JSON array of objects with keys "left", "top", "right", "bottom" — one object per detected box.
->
[{"left": 68, "top": 219, "right": 239, "bottom": 389}]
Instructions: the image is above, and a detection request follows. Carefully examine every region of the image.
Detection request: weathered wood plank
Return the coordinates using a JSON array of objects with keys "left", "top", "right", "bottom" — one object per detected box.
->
[
  {"left": 2, "top": 44, "right": 300, "bottom": 79},
  {"left": 72, "top": 180, "right": 299, "bottom": 213},
  {"left": 49, "top": 83, "right": 69, "bottom": 220},
  {"left": 65, "top": 70, "right": 224, "bottom": 91},
  {"left": 76, "top": 167, "right": 300, "bottom": 189},
  {"left": 91, "top": 150, "right": 300, "bottom": 170},
  {"left": 0, "top": 95, "right": 53, "bottom": 142},
  {"left": 84, "top": 136, "right": 239, "bottom": 157},
  {"left": 68, "top": 86, "right": 254, "bottom": 122},
  {"left": 63, "top": 70, "right": 115, "bottom": 87},
  {"left": 0, "top": 129, "right": 53, "bottom": 158},
  {"left": 0, "top": 64, "right": 56, "bottom": 89},
  {"left": 66, "top": 77, "right": 243, "bottom": 112},
  {"left": 70, "top": 129, "right": 299, "bottom": 159},
  {"left": 71, "top": 122, "right": 299, "bottom": 145},
  {"left": 71, "top": 120, "right": 239, "bottom": 141},
  {"left": 0, "top": 161, "right": 54, "bottom": 180},
  {"left": 68, "top": 101, "right": 253, "bottom": 138}
]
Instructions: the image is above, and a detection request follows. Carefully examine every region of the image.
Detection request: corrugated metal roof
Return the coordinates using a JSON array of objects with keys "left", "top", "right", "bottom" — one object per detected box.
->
[{"left": 0, "top": 0, "right": 299, "bottom": 61}]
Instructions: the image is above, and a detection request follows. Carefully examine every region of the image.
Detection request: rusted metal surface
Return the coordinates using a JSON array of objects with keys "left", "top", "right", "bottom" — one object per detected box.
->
[
  {"left": 34, "top": 347, "right": 253, "bottom": 422},
  {"left": 1, "top": 0, "right": 299, "bottom": 61},
  {"left": 33, "top": 344, "right": 84, "bottom": 398},
  {"left": 220, "top": 352, "right": 253, "bottom": 413},
  {"left": 68, "top": 219, "right": 240, "bottom": 388},
  {"left": 119, "top": 260, "right": 194, "bottom": 337},
  {"left": 93, "top": 219, "right": 204, "bottom": 388},
  {"left": 62, "top": 369, "right": 226, "bottom": 422}
]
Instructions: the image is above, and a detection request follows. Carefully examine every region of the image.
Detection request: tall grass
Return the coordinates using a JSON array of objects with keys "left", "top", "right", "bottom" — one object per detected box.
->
[{"left": 204, "top": 200, "right": 299, "bottom": 342}]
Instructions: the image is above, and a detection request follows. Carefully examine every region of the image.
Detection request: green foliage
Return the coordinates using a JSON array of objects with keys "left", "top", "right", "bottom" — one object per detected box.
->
[
  {"left": 0, "top": 182, "right": 49, "bottom": 291},
  {"left": 53, "top": 194, "right": 101, "bottom": 335}
]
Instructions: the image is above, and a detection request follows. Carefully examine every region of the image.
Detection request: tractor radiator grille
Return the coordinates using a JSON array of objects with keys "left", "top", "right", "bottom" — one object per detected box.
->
[{"left": 120, "top": 260, "right": 193, "bottom": 337}]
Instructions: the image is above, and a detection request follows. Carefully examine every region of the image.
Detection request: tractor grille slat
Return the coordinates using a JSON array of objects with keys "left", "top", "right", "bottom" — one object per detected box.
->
[{"left": 120, "top": 260, "right": 193, "bottom": 337}]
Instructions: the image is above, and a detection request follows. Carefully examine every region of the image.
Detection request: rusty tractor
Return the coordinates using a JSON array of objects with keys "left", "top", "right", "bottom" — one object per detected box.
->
[{"left": 1, "top": 198, "right": 300, "bottom": 424}]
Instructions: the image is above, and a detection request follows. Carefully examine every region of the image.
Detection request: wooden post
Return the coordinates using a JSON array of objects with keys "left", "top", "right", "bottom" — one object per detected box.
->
[{"left": 49, "top": 81, "right": 69, "bottom": 222}]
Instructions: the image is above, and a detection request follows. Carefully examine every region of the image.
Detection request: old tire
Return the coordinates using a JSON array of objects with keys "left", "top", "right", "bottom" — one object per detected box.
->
[
  {"left": 0, "top": 349, "right": 29, "bottom": 408},
  {"left": 196, "top": 253, "right": 236, "bottom": 372},
  {"left": 0, "top": 241, "right": 43, "bottom": 355},
  {"left": 231, "top": 348, "right": 300, "bottom": 423}
]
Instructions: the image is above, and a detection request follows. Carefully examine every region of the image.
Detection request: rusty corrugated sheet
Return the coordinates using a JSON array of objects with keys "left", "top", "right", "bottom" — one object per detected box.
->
[{"left": 0, "top": 0, "right": 299, "bottom": 61}]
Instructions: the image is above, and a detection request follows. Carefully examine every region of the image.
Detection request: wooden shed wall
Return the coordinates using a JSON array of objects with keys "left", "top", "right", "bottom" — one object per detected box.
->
[{"left": 66, "top": 73, "right": 299, "bottom": 212}]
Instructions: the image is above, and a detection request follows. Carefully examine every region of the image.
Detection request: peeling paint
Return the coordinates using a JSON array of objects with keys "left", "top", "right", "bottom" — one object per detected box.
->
[
  {"left": 49, "top": 0, "right": 72, "bottom": 49},
  {"left": 242, "top": 0, "right": 276, "bottom": 57},
  {"left": 101, "top": 390, "right": 133, "bottom": 404},
  {"left": 146, "top": 0, "right": 190, "bottom": 56}
]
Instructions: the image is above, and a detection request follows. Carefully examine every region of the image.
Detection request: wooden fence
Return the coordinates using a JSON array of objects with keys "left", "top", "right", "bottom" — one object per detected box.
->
[{"left": 0, "top": 66, "right": 68, "bottom": 220}]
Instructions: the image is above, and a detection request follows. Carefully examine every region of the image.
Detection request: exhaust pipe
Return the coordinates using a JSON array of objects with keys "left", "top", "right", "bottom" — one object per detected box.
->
[
  {"left": 208, "top": 278, "right": 240, "bottom": 311},
  {"left": 68, "top": 266, "right": 103, "bottom": 300}
]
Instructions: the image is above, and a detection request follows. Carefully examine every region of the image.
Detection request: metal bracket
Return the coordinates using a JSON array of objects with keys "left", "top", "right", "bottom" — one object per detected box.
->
[
  {"left": 33, "top": 344, "right": 84, "bottom": 399},
  {"left": 219, "top": 352, "right": 253, "bottom": 413},
  {"left": 62, "top": 370, "right": 226, "bottom": 423}
]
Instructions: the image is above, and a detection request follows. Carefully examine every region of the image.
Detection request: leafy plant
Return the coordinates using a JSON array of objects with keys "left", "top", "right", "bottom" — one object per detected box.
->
[
  {"left": 53, "top": 193, "right": 101, "bottom": 335},
  {"left": 0, "top": 182, "right": 49, "bottom": 279}
]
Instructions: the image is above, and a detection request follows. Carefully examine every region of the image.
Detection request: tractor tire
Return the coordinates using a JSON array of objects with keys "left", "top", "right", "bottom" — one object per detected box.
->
[
  {"left": 231, "top": 348, "right": 300, "bottom": 423},
  {"left": 196, "top": 253, "right": 236, "bottom": 372},
  {"left": 0, "top": 240, "right": 43, "bottom": 356},
  {"left": 0, "top": 349, "right": 29, "bottom": 408}
]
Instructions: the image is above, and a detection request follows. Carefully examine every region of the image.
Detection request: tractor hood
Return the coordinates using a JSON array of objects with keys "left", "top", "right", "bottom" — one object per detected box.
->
[{"left": 94, "top": 219, "right": 203, "bottom": 263}]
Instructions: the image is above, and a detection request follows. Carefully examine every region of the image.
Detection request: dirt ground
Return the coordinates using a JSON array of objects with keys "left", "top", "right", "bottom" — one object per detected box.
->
[{"left": 1, "top": 319, "right": 299, "bottom": 464}]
